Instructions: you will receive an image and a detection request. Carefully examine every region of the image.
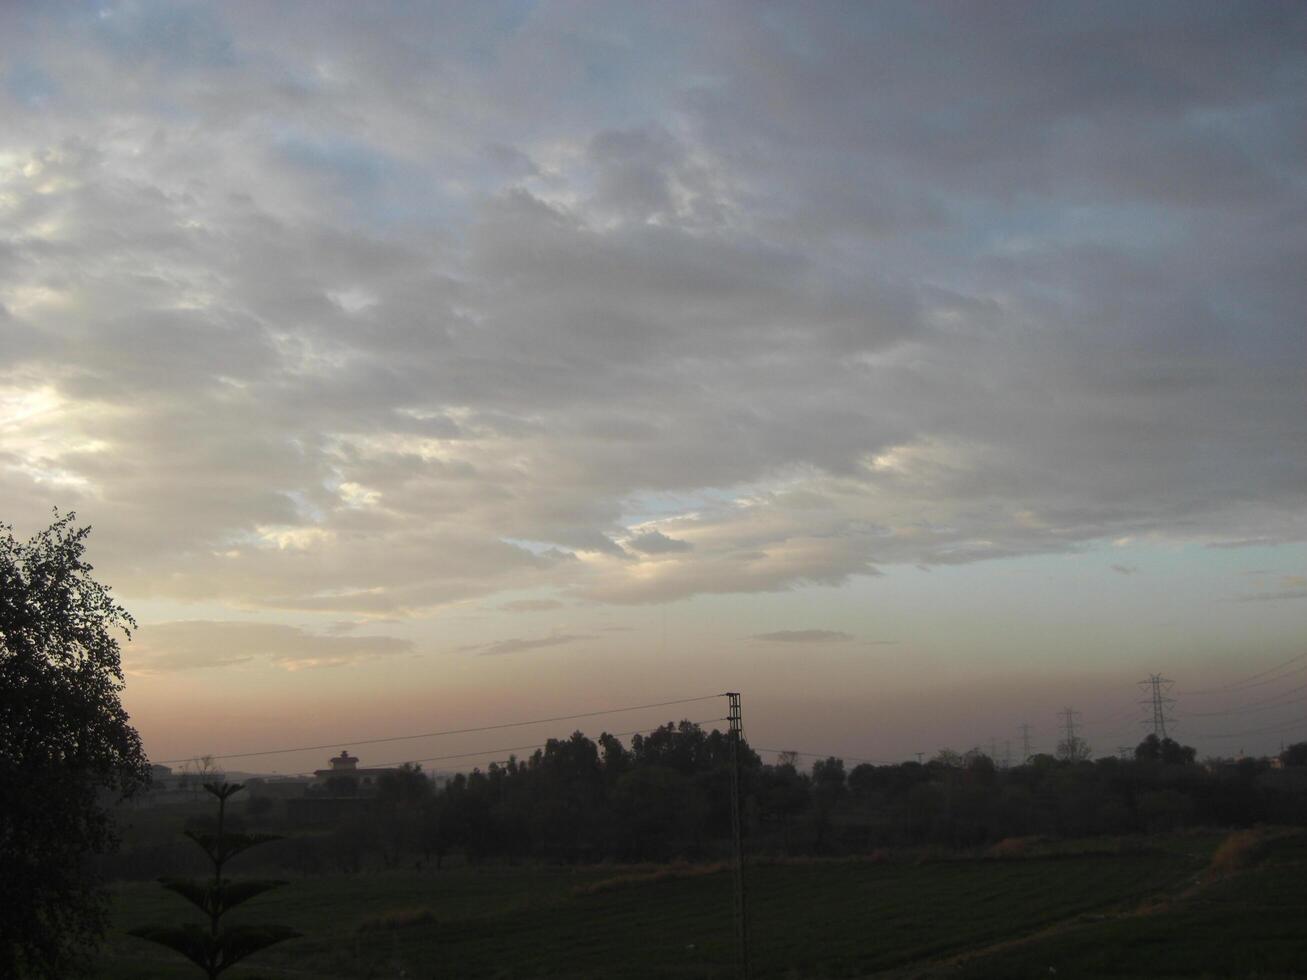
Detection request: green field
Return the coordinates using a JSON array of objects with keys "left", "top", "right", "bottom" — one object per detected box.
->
[
  {"left": 88, "top": 832, "right": 1306, "bottom": 979},
  {"left": 951, "top": 832, "right": 1307, "bottom": 979}
]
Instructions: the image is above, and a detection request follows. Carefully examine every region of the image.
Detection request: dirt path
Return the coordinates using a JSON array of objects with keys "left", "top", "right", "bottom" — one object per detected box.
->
[{"left": 868, "top": 829, "right": 1304, "bottom": 980}]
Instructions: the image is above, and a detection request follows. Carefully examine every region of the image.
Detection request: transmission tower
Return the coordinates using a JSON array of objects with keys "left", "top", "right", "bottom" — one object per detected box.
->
[
  {"left": 1138, "top": 674, "right": 1176, "bottom": 739},
  {"left": 725, "top": 692, "right": 749, "bottom": 980},
  {"left": 1018, "top": 722, "right": 1033, "bottom": 762},
  {"left": 1060, "top": 708, "right": 1080, "bottom": 741},
  {"left": 1058, "top": 708, "right": 1088, "bottom": 761}
]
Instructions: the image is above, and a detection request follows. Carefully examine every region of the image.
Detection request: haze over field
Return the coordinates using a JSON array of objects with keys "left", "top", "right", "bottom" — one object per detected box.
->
[{"left": 2, "top": 2, "right": 1305, "bottom": 770}]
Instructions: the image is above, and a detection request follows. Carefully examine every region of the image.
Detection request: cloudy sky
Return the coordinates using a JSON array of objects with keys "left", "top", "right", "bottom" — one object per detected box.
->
[{"left": 3, "top": 1, "right": 1306, "bottom": 770}]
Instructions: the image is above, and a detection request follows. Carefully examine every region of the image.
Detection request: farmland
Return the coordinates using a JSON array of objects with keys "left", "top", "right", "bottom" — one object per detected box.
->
[
  {"left": 949, "top": 831, "right": 1307, "bottom": 979},
  {"left": 87, "top": 830, "right": 1303, "bottom": 979}
]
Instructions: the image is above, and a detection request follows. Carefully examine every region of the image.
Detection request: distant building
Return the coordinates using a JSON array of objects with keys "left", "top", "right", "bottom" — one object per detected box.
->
[
  {"left": 286, "top": 750, "right": 401, "bottom": 825},
  {"left": 311, "top": 750, "right": 399, "bottom": 793},
  {"left": 131, "top": 763, "right": 199, "bottom": 806}
]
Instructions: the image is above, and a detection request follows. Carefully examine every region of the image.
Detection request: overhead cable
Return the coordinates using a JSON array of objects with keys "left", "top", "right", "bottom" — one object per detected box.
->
[
  {"left": 1189, "top": 713, "right": 1307, "bottom": 740},
  {"left": 367, "top": 717, "right": 730, "bottom": 770},
  {"left": 1180, "top": 652, "right": 1307, "bottom": 696},
  {"left": 1185, "top": 681, "right": 1307, "bottom": 718},
  {"left": 155, "top": 693, "right": 724, "bottom": 765}
]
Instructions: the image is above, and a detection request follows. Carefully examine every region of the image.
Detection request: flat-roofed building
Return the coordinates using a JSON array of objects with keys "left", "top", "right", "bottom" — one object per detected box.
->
[{"left": 311, "top": 750, "right": 398, "bottom": 794}]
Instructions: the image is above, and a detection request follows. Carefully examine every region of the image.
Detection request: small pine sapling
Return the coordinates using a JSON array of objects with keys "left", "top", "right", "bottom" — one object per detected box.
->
[{"left": 129, "top": 782, "right": 300, "bottom": 978}]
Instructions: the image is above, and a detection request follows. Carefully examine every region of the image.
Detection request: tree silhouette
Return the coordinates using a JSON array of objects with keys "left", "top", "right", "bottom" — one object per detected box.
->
[
  {"left": 130, "top": 782, "right": 300, "bottom": 978},
  {"left": 1281, "top": 742, "right": 1307, "bottom": 767},
  {"left": 1056, "top": 734, "right": 1092, "bottom": 763},
  {"left": 1, "top": 513, "right": 150, "bottom": 977},
  {"left": 1135, "top": 734, "right": 1197, "bottom": 765}
]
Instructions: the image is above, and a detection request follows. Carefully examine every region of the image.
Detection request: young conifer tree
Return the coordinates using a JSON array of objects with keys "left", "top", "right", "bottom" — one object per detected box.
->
[{"left": 130, "top": 781, "right": 300, "bottom": 978}]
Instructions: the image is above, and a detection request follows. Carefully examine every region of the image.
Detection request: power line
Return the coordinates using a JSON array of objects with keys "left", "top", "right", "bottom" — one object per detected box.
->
[
  {"left": 1189, "top": 714, "right": 1307, "bottom": 741},
  {"left": 1185, "top": 681, "right": 1307, "bottom": 718},
  {"left": 1182, "top": 661, "right": 1307, "bottom": 698},
  {"left": 1180, "top": 652, "right": 1307, "bottom": 696},
  {"left": 1096, "top": 698, "right": 1155, "bottom": 723},
  {"left": 363, "top": 717, "right": 729, "bottom": 772},
  {"left": 155, "top": 694, "right": 725, "bottom": 766},
  {"left": 1080, "top": 729, "right": 1137, "bottom": 743}
]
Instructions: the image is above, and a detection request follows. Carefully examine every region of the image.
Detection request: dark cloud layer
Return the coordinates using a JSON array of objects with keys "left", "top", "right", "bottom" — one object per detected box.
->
[{"left": 2, "top": 2, "right": 1304, "bottom": 614}]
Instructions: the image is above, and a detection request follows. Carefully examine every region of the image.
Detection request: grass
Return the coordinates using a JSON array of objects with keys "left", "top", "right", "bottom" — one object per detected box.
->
[
  {"left": 90, "top": 834, "right": 1267, "bottom": 979},
  {"left": 571, "top": 860, "right": 731, "bottom": 896},
  {"left": 951, "top": 829, "right": 1307, "bottom": 979},
  {"left": 94, "top": 866, "right": 611, "bottom": 979}
]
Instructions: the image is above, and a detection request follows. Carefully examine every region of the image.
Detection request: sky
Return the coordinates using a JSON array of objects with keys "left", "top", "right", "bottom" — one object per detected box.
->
[{"left": 2, "top": 1, "right": 1306, "bottom": 772}]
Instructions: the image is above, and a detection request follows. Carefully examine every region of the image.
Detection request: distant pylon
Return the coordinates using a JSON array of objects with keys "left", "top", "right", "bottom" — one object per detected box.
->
[
  {"left": 1018, "top": 722, "right": 1033, "bottom": 762},
  {"left": 1060, "top": 708, "right": 1080, "bottom": 742},
  {"left": 1058, "top": 708, "right": 1088, "bottom": 762},
  {"left": 1139, "top": 674, "right": 1176, "bottom": 739}
]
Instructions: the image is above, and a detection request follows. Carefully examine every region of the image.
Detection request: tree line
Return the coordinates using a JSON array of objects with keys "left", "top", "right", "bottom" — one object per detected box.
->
[{"left": 113, "top": 726, "right": 1307, "bottom": 879}]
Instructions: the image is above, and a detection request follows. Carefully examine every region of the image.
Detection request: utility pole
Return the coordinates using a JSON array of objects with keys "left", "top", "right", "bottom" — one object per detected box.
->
[
  {"left": 1139, "top": 674, "right": 1175, "bottom": 739},
  {"left": 1018, "top": 722, "right": 1033, "bottom": 763},
  {"left": 725, "top": 692, "right": 750, "bottom": 980}
]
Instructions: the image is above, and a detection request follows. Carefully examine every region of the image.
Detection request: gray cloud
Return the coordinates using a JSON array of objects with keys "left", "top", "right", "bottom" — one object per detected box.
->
[
  {"left": 127, "top": 621, "right": 414, "bottom": 673},
  {"left": 463, "top": 633, "right": 591, "bottom": 657},
  {"left": 752, "top": 630, "right": 855, "bottom": 644},
  {"left": 1, "top": 3, "right": 1304, "bottom": 616},
  {"left": 627, "top": 530, "right": 693, "bottom": 555},
  {"left": 1111, "top": 564, "right": 1139, "bottom": 575},
  {"left": 497, "top": 598, "right": 566, "bottom": 613}
]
